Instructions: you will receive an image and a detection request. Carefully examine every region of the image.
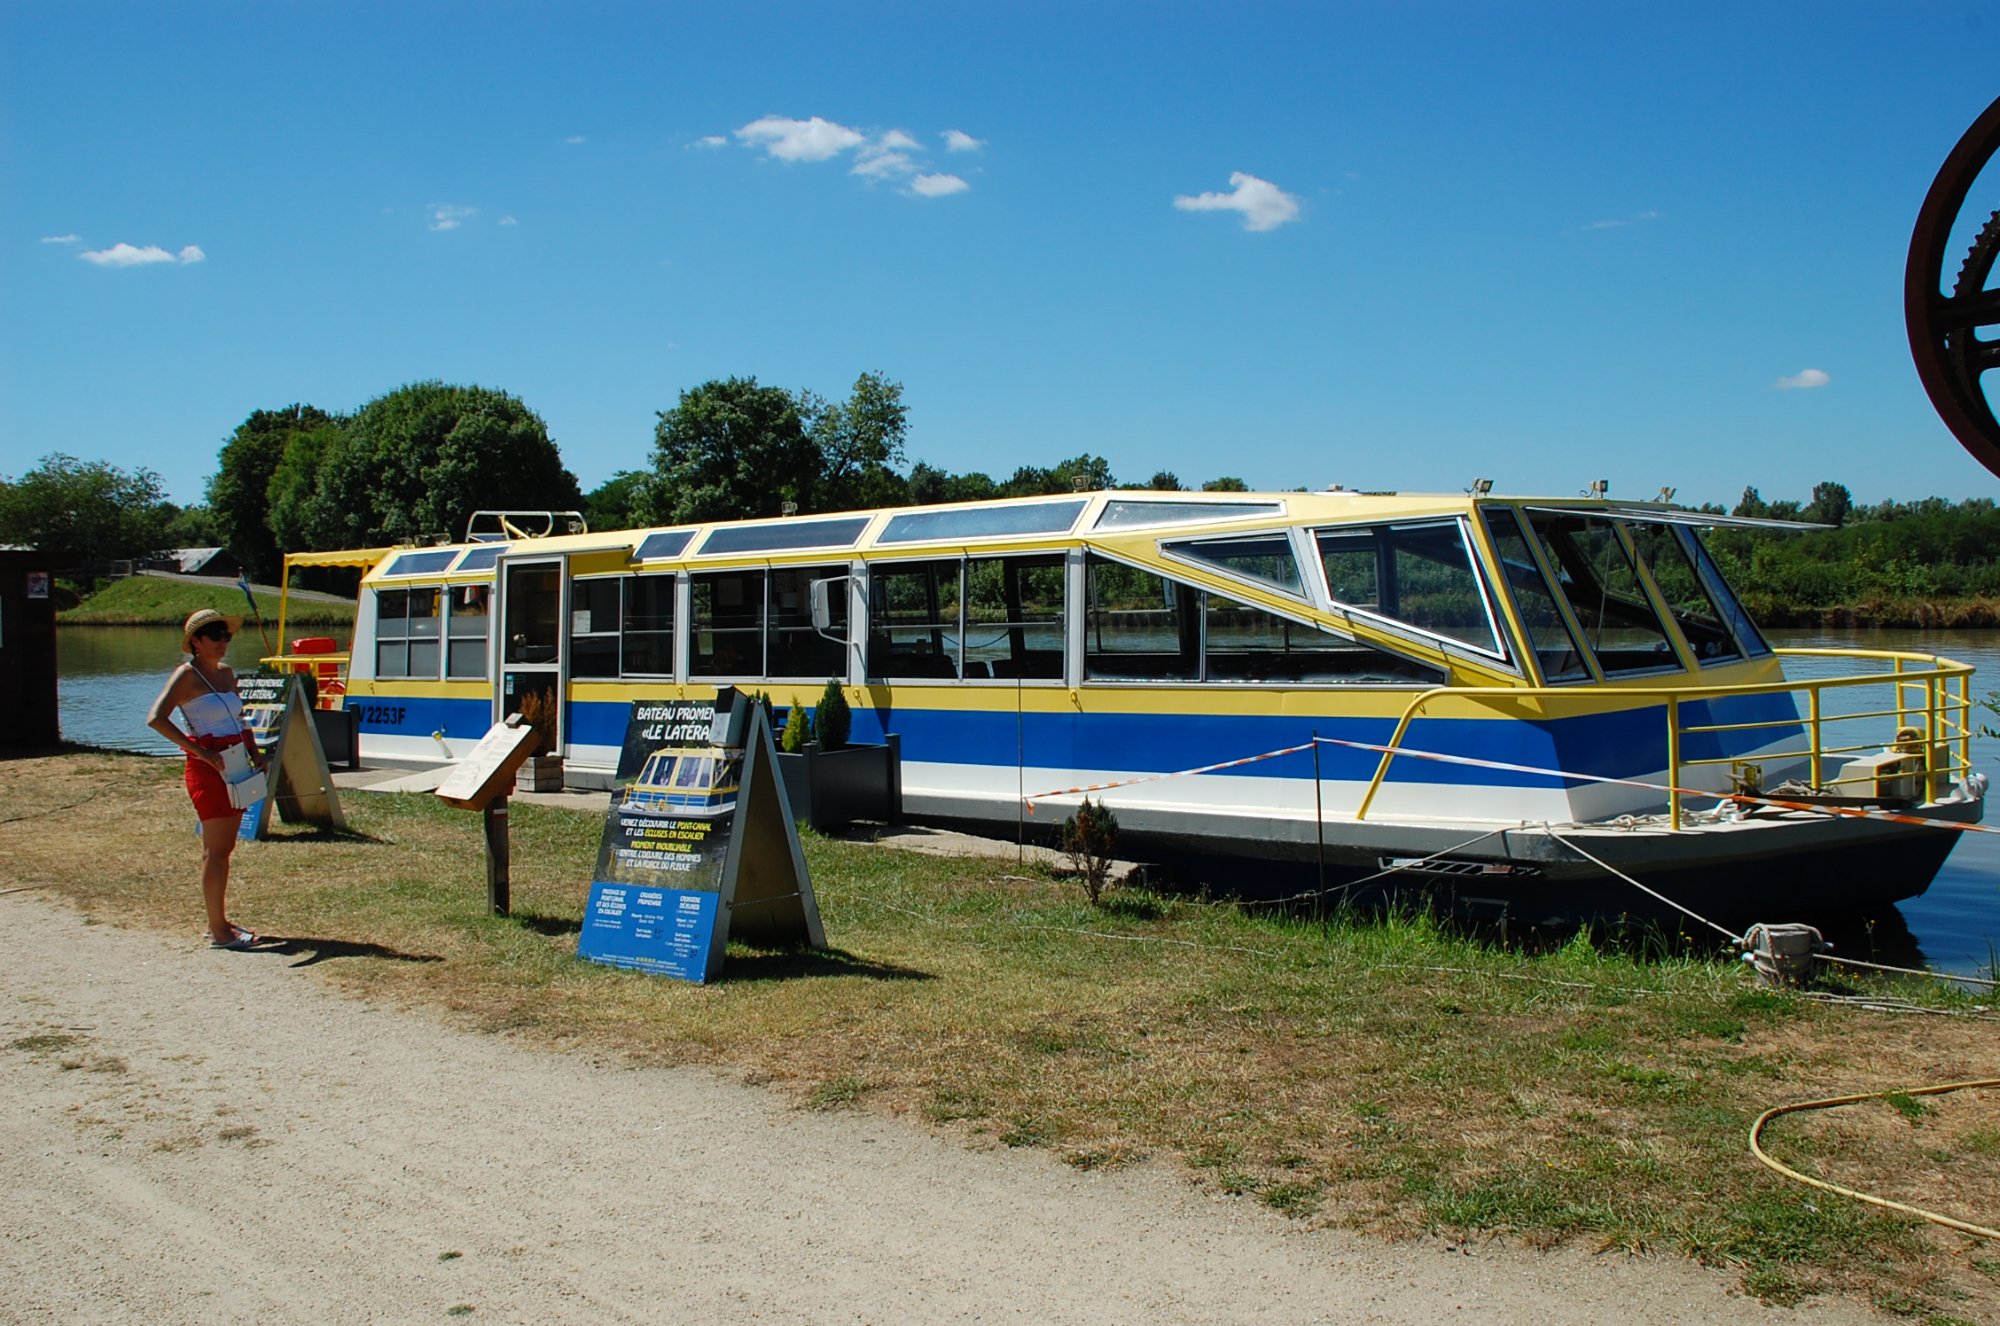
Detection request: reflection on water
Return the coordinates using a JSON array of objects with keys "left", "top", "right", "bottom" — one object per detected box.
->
[{"left": 54, "top": 623, "right": 1998, "bottom": 974}]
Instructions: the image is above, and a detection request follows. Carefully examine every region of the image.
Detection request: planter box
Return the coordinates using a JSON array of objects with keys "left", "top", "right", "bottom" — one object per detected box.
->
[
  {"left": 773, "top": 736, "right": 901, "bottom": 831},
  {"left": 517, "top": 755, "right": 565, "bottom": 793}
]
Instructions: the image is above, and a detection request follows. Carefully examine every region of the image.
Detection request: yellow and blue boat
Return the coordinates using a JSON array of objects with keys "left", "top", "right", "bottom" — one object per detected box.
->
[{"left": 272, "top": 489, "right": 1986, "bottom": 925}]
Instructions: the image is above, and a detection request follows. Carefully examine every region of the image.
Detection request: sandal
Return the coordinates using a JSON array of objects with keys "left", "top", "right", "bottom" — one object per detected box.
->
[{"left": 208, "top": 928, "right": 260, "bottom": 950}]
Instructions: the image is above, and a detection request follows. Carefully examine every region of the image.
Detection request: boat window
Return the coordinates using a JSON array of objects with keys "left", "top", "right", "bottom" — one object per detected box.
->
[
  {"left": 868, "top": 560, "right": 965, "bottom": 680},
  {"left": 1095, "top": 499, "right": 1282, "bottom": 529},
  {"left": 876, "top": 500, "right": 1088, "bottom": 545},
  {"left": 447, "top": 585, "right": 489, "bottom": 679},
  {"left": 374, "top": 586, "right": 441, "bottom": 679},
  {"left": 1313, "top": 522, "right": 1504, "bottom": 657},
  {"left": 690, "top": 570, "right": 765, "bottom": 678},
  {"left": 1682, "top": 527, "right": 1770, "bottom": 657},
  {"left": 1204, "top": 591, "right": 1442, "bottom": 685},
  {"left": 570, "top": 578, "right": 623, "bottom": 678},
  {"left": 1086, "top": 557, "right": 1199, "bottom": 681},
  {"left": 1621, "top": 523, "right": 1742, "bottom": 665},
  {"left": 964, "top": 554, "right": 1066, "bottom": 679},
  {"left": 1161, "top": 532, "right": 1304, "bottom": 597},
  {"left": 622, "top": 574, "right": 676, "bottom": 676},
  {"left": 633, "top": 530, "right": 695, "bottom": 562},
  {"left": 383, "top": 549, "right": 459, "bottom": 578},
  {"left": 1525, "top": 511, "right": 1681, "bottom": 676},
  {"left": 455, "top": 546, "right": 508, "bottom": 573},
  {"left": 502, "top": 563, "right": 562, "bottom": 665},
  {"left": 767, "top": 564, "right": 848, "bottom": 679},
  {"left": 1479, "top": 510, "right": 1590, "bottom": 682},
  {"left": 697, "top": 517, "right": 869, "bottom": 556}
]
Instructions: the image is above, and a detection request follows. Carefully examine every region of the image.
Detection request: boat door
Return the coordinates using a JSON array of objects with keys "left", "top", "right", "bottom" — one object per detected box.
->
[{"left": 497, "top": 557, "right": 565, "bottom": 753}]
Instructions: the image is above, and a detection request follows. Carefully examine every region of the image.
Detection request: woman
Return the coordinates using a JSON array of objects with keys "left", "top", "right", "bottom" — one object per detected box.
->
[{"left": 146, "top": 608, "right": 267, "bottom": 949}]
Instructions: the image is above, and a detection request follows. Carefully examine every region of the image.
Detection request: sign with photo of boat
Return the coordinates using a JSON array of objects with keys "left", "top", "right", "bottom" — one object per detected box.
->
[
  {"left": 579, "top": 691, "right": 824, "bottom": 983},
  {"left": 613, "top": 697, "right": 721, "bottom": 782}
]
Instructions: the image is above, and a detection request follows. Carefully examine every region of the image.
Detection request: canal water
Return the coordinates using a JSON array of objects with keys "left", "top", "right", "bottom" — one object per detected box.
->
[{"left": 54, "top": 624, "right": 2000, "bottom": 976}]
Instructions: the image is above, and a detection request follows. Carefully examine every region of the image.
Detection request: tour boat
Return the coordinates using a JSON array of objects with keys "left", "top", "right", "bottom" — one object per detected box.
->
[{"left": 271, "top": 490, "right": 1986, "bottom": 925}]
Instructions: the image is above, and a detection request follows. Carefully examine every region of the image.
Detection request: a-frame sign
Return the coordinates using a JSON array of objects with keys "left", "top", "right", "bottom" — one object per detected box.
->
[
  {"left": 578, "top": 690, "right": 824, "bottom": 982},
  {"left": 235, "top": 673, "right": 347, "bottom": 840}
]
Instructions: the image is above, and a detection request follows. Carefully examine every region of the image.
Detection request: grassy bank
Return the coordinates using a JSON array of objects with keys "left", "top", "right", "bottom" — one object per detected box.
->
[
  {"left": 5, "top": 751, "right": 1994, "bottom": 1320},
  {"left": 58, "top": 574, "right": 354, "bottom": 627}
]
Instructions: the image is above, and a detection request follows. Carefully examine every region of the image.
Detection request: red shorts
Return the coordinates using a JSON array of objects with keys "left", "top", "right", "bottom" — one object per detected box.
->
[{"left": 185, "top": 732, "right": 249, "bottom": 822}]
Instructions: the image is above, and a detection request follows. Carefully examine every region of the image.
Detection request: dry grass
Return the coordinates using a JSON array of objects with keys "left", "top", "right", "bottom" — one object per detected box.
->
[{"left": 3, "top": 749, "right": 1995, "bottom": 1318}]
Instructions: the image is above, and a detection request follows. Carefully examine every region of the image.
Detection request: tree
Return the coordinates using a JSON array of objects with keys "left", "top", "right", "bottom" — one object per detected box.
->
[
  {"left": 1201, "top": 476, "right": 1249, "bottom": 492},
  {"left": 1732, "top": 486, "right": 1770, "bottom": 519},
  {"left": 810, "top": 371, "right": 910, "bottom": 511},
  {"left": 358, "top": 383, "right": 581, "bottom": 542},
  {"left": 646, "top": 377, "right": 817, "bottom": 525},
  {"left": 164, "top": 503, "right": 222, "bottom": 547},
  {"left": 207, "top": 404, "right": 339, "bottom": 579},
  {"left": 0, "top": 453, "right": 175, "bottom": 575},
  {"left": 583, "top": 470, "right": 654, "bottom": 532},
  {"left": 1807, "top": 480, "right": 1852, "bottom": 528},
  {"left": 265, "top": 420, "right": 352, "bottom": 555},
  {"left": 1144, "top": 471, "right": 1183, "bottom": 491}
]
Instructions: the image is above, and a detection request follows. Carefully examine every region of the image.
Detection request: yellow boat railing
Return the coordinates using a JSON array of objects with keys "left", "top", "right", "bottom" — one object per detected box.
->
[{"left": 1354, "top": 648, "right": 1977, "bottom": 827}]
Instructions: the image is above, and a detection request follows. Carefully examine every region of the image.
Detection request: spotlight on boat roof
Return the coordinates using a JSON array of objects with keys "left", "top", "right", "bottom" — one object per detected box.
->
[
  {"left": 1469, "top": 477, "right": 1494, "bottom": 495},
  {"left": 1585, "top": 479, "right": 1609, "bottom": 498}
]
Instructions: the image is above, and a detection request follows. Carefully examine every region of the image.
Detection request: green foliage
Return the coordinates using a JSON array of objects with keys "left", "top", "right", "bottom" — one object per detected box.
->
[
  {"left": 780, "top": 701, "right": 813, "bottom": 753},
  {"left": 810, "top": 371, "right": 909, "bottom": 512},
  {"left": 265, "top": 383, "right": 579, "bottom": 551},
  {"left": 582, "top": 470, "right": 653, "bottom": 533},
  {"left": 1705, "top": 489, "right": 2000, "bottom": 621},
  {"left": 207, "top": 404, "right": 339, "bottom": 578},
  {"left": 0, "top": 453, "right": 176, "bottom": 578},
  {"left": 163, "top": 503, "right": 221, "bottom": 547},
  {"left": 815, "top": 678, "right": 852, "bottom": 750},
  {"left": 1201, "top": 475, "right": 1249, "bottom": 492},
  {"left": 647, "top": 377, "right": 817, "bottom": 524},
  {"left": 1059, "top": 796, "right": 1120, "bottom": 905}
]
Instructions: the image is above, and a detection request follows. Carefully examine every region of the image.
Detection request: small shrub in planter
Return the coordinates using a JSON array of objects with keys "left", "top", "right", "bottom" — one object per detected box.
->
[
  {"left": 816, "top": 678, "right": 851, "bottom": 750},
  {"left": 1060, "top": 797, "right": 1120, "bottom": 906},
  {"left": 780, "top": 702, "right": 813, "bottom": 753}
]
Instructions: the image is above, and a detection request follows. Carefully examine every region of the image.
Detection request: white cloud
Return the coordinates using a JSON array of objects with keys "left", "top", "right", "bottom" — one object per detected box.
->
[
  {"left": 1585, "top": 209, "right": 1661, "bottom": 231},
  {"left": 41, "top": 233, "right": 81, "bottom": 245},
  {"left": 693, "top": 135, "right": 728, "bottom": 149},
  {"left": 943, "top": 129, "right": 984, "bottom": 153},
  {"left": 498, "top": 215, "right": 518, "bottom": 226},
  {"left": 853, "top": 152, "right": 915, "bottom": 179},
  {"left": 565, "top": 135, "right": 588, "bottom": 144},
  {"left": 1774, "top": 368, "right": 1831, "bottom": 390},
  {"left": 1173, "top": 172, "right": 1301, "bottom": 232},
  {"left": 79, "top": 242, "right": 204, "bottom": 267},
  {"left": 909, "top": 173, "right": 970, "bottom": 198},
  {"left": 876, "top": 129, "right": 919, "bottom": 151},
  {"left": 429, "top": 204, "right": 478, "bottom": 231},
  {"left": 735, "top": 115, "right": 866, "bottom": 162}
]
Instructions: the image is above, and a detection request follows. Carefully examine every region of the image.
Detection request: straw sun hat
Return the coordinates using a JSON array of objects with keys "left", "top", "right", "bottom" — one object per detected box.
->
[{"left": 180, "top": 608, "right": 241, "bottom": 654}]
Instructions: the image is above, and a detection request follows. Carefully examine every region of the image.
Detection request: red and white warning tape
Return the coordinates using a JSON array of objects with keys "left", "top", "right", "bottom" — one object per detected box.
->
[{"left": 1023, "top": 733, "right": 1994, "bottom": 836}]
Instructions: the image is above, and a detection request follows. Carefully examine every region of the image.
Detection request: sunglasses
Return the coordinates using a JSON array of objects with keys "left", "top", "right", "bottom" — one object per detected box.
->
[{"left": 196, "top": 625, "right": 233, "bottom": 643}]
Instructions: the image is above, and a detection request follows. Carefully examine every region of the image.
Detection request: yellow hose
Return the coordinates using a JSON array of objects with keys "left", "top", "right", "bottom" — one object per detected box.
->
[{"left": 1748, "top": 1079, "right": 2000, "bottom": 1241}]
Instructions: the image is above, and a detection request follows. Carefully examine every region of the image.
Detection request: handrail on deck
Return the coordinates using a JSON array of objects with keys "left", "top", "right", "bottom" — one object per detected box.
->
[{"left": 1353, "top": 647, "right": 1976, "bottom": 828}]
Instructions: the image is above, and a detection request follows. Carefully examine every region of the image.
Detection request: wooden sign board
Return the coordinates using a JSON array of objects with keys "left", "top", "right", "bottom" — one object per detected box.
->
[
  {"left": 578, "top": 696, "right": 823, "bottom": 983},
  {"left": 236, "top": 674, "right": 347, "bottom": 840},
  {"left": 434, "top": 717, "right": 542, "bottom": 811}
]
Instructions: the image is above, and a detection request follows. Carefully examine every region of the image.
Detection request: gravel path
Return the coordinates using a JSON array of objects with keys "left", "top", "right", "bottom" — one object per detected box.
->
[{"left": 0, "top": 891, "right": 1880, "bottom": 1325}]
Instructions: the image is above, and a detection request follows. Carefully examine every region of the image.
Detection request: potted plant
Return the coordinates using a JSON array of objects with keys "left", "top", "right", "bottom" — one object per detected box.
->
[
  {"left": 514, "top": 689, "right": 564, "bottom": 792},
  {"left": 771, "top": 678, "right": 899, "bottom": 831}
]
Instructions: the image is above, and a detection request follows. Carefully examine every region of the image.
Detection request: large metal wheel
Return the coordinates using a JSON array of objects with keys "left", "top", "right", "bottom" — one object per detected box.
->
[{"left": 1906, "top": 95, "right": 2000, "bottom": 480}]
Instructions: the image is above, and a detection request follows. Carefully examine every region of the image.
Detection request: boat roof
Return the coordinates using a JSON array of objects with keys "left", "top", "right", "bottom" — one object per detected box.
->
[{"left": 339, "top": 489, "right": 1821, "bottom": 581}]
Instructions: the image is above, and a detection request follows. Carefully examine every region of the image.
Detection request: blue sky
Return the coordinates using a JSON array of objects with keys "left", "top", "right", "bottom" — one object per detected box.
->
[{"left": 5, "top": 1, "right": 1998, "bottom": 513}]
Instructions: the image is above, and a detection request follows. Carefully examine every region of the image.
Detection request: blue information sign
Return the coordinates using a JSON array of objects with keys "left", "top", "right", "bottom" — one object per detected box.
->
[{"left": 578, "top": 881, "right": 720, "bottom": 982}]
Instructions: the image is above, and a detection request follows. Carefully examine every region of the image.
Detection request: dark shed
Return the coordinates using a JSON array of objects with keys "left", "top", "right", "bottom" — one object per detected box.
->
[{"left": 0, "top": 549, "right": 68, "bottom": 752}]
